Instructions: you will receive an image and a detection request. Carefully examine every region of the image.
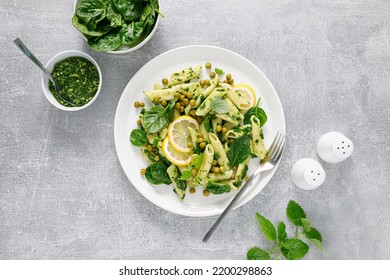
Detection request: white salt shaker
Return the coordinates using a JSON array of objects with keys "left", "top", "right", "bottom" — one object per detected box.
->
[
  {"left": 291, "top": 158, "right": 326, "bottom": 190},
  {"left": 317, "top": 132, "right": 354, "bottom": 163}
]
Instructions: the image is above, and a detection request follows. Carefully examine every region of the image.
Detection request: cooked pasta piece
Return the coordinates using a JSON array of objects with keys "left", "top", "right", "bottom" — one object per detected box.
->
[
  {"left": 208, "top": 133, "right": 229, "bottom": 170},
  {"left": 195, "top": 77, "right": 220, "bottom": 107},
  {"left": 215, "top": 97, "right": 244, "bottom": 126},
  {"left": 208, "top": 169, "right": 233, "bottom": 181},
  {"left": 167, "top": 165, "right": 187, "bottom": 199},
  {"left": 226, "top": 124, "right": 252, "bottom": 138},
  {"left": 250, "top": 115, "right": 266, "bottom": 159},
  {"left": 227, "top": 88, "right": 251, "bottom": 110},
  {"left": 168, "top": 65, "right": 202, "bottom": 86},
  {"left": 234, "top": 157, "right": 250, "bottom": 188},
  {"left": 195, "top": 144, "right": 214, "bottom": 185},
  {"left": 144, "top": 82, "right": 200, "bottom": 102},
  {"left": 211, "top": 117, "right": 222, "bottom": 134},
  {"left": 199, "top": 121, "right": 210, "bottom": 142}
]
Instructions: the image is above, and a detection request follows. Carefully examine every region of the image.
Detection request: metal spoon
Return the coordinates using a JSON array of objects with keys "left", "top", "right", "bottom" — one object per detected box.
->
[{"left": 13, "top": 38, "right": 76, "bottom": 106}]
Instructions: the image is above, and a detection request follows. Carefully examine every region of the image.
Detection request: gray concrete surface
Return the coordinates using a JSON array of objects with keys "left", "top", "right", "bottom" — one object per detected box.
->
[{"left": 1, "top": 0, "right": 390, "bottom": 260}]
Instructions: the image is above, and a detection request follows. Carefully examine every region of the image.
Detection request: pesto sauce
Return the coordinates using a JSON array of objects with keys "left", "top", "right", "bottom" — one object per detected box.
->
[{"left": 48, "top": 57, "right": 99, "bottom": 107}]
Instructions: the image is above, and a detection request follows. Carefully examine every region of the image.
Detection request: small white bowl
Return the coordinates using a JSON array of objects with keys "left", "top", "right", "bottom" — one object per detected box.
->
[
  {"left": 41, "top": 50, "right": 102, "bottom": 111},
  {"left": 73, "top": 0, "right": 161, "bottom": 54}
]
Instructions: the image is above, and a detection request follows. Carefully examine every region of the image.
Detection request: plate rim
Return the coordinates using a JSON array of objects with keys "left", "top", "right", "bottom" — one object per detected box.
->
[{"left": 114, "top": 45, "right": 286, "bottom": 217}]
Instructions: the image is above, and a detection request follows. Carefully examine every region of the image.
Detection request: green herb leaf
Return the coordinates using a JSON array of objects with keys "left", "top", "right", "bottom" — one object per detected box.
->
[
  {"left": 301, "top": 218, "right": 311, "bottom": 232},
  {"left": 192, "top": 153, "right": 204, "bottom": 169},
  {"left": 112, "top": 0, "right": 142, "bottom": 22},
  {"left": 206, "top": 181, "right": 231, "bottom": 194},
  {"left": 120, "top": 21, "right": 144, "bottom": 46},
  {"left": 142, "top": 98, "right": 177, "bottom": 133},
  {"left": 76, "top": 0, "right": 106, "bottom": 19},
  {"left": 210, "top": 96, "right": 229, "bottom": 114},
  {"left": 277, "top": 221, "right": 287, "bottom": 243},
  {"left": 106, "top": 1, "right": 124, "bottom": 28},
  {"left": 215, "top": 68, "right": 224, "bottom": 76},
  {"left": 145, "top": 162, "right": 171, "bottom": 185},
  {"left": 247, "top": 247, "right": 271, "bottom": 260},
  {"left": 308, "top": 238, "right": 325, "bottom": 251},
  {"left": 304, "top": 226, "right": 322, "bottom": 242},
  {"left": 281, "top": 239, "right": 309, "bottom": 260},
  {"left": 88, "top": 31, "right": 122, "bottom": 51},
  {"left": 152, "top": 137, "right": 161, "bottom": 147},
  {"left": 243, "top": 107, "right": 267, "bottom": 126},
  {"left": 227, "top": 135, "right": 251, "bottom": 167},
  {"left": 130, "top": 129, "right": 147, "bottom": 147},
  {"left": 179, "top": 170, "right": 192, "bottom": 181},
  {"left": 203, "top": 115, "right": 213, "bottom": 132},
  {"left": 286, "top": 200, "right": 306, "bottom": 226},
  {"left": 256, "top": 214, "right": 277, "bottom": 241}
]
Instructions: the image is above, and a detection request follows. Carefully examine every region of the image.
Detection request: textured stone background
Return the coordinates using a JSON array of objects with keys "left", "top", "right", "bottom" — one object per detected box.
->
[{"left": 1, "top": 0, "right": 389, "bottom": 259}]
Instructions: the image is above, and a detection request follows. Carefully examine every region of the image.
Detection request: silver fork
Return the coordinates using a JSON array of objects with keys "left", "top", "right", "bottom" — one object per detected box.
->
[{"left": 202, "top": 131, "right": 286, "bottom": 243}]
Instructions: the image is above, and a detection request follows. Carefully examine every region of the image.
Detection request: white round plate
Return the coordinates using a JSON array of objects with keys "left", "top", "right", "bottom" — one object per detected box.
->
[{"left": 114, "top": 45, "right": 285, "bottom": 217}]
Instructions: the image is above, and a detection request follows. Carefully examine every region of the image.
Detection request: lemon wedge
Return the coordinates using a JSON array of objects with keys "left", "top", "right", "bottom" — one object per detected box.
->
[{"left": 234, "top": 84, "right": 257, "bottom": 108}]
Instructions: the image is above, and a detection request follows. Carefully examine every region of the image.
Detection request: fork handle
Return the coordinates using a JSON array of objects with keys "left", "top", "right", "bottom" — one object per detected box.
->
[{"left": 202, "top": 173, "right": 259, "bottom": 243}]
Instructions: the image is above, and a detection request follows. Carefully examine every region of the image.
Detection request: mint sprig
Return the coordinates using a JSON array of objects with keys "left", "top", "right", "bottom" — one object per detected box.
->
[
  {"left": 247, "top": 200, "right": 324, "bottom": 260},
  {"left": 210, "top": 96, "right": 229, "bottom": 114}
]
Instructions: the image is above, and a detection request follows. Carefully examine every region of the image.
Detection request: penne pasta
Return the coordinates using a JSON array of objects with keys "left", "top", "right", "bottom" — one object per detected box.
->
[
  {"left": 250, "top": 115, "right": 267, "bottom": 160},
  {"left": 208, "top": 170, "right": 234, "bottom": 181},
  {"left": 168, "top": 65, "right": 202, "bottom": 86},
  {"left": 195, "top": 77, "right": 220, "bottom": 107},
  {"left": 208, "top": 133, "right": 229, "bottom": 170},
  {"left": 226, "top": 124, "right": 252, "bottom": 138},
  {"left": 196, "top": 144, "right": 214, "bottom": 185},
  {"left": 167, "top": 165, "right": 186, "bottom": 199},
  {"left": 227, "top": 88, "right": 251, "bottom": 110},
  {"left": 234, "top": 157, "right": 250, "bottom": 188}
]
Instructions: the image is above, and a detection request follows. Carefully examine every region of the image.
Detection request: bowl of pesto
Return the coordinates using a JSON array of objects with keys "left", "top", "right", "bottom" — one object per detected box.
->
[{"left": 41, "top": 50, "right": 102, "bottom": 111}]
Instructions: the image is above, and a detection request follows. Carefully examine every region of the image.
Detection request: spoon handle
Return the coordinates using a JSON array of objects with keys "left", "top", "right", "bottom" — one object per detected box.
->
[{"left": 13, "top": 38, "right": 55, "bottom": 84}]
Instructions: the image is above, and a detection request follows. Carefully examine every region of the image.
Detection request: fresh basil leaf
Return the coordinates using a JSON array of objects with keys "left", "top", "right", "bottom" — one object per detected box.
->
[
  {"left": 206, "top": 181, "right": 230, "bottom": 194},
  {"left": 130, "top": 129, "right": 147, "bottom": 147},
  {"left": 210, "top": 96, "right": 229, "bottom": 114},
  {"left": 277, "top": 221, "right": 287, "bottom": 243},
  {"left": 286, "top": 200, "right": 306, "bottom": 226},
  {"left": 243, "top": 107, "right": 267, "bottom": 126},
  {"left": 120, "top": 21, "right": 144, "bottom": 45},
  {"left": 227, "top": 135, "right": 251, "bottom": 167},
  {"left": 281, "top": 239, "right": 309, "bottom": 260},
  {"left": 215, "top": 68, "right": 224, "bottom": 76},
  {"left": 87, "top": 31, "right": 121, "bottom": 51},
  {"left": 145, "top": 161, "right": 171, "bottom": 185},
  {"left": 304, "top": 226, "right": 322, "bottom": 242},
  {"left": 256, "top": 213, "right": 277, "bottom": 241},
  {"left": 142, "top": 99, "right": 177, "bottom": 134},
  {"left": 179, "top": 170, "right": 192, "bottom": 181},
  {"left": 112, "top": 0, "right": 142, "bottom": 22},
  {"left": 247, "top": 247, "right": 271, "bottom": 260},
  {"left": 76, "top": 0, "right": 106, "bottom": 19}
]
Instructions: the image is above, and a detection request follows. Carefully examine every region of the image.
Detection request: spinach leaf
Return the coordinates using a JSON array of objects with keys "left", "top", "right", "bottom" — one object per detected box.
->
[
  {"left": 145, "top": 161, "right": 171, "bottom": 185},
  {"left": 244, "top": 106, "right": 267, "bottom": 126},
  {"left": 179, "top": 170, "right": 192, "bottom": 181},
  {"left": 106, "top": 1, "right": 124, "bottom": 28},
  {"left": 130, "top": 129, "right": 147, "bottom": 146},
  {"left": 207, "top": 181, "right": 231, "bottom": 194},
  {"left": 120, "top": 21, "right": 144, "bottom": 45},
  {"left": 72, "top": 14, "right": 108, "bottom": 37},
  {"left": 140, "top": 3, "right": 156, "bottom": 34},
  {"left": 175, "top": 177, "right": 187, "bottom": 191},
  {"left": 87, "top": 31, "right": 121, "bottom": 51},
  {"left": 142, "top": 98, "right": 177, "bottom": 134},
  {"left": 203, "top": 115, "right": 213, "bottom": 132},
  {"left": 112, "top": 0, "right": 142, "bottom": 22},
  {"left": 227, "top": 135, "right": 251, "bottom": 167},
  {"left": 76, "top": 0, "right": 107, "bottom": 19}
]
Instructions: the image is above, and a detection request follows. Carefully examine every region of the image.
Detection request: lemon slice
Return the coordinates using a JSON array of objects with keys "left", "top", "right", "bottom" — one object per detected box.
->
[
  {"left": 234, "top": 84, "right": 257, "bottom": 108},
  {"left": 167, "top": 116, "right": 199, "bottom": 152},
  {"left": 161, "top": 137, "right": 192, "bottom": 166}
]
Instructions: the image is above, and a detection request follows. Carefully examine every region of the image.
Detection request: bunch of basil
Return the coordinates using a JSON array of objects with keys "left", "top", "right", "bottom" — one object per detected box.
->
[{"left": 72, "top": 0, "right": 160, "bottom": 51}]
